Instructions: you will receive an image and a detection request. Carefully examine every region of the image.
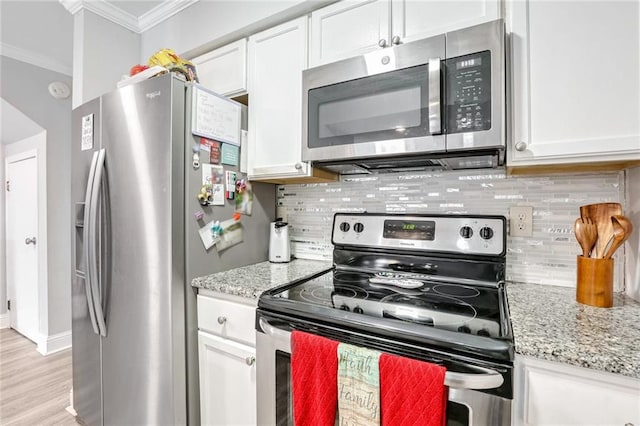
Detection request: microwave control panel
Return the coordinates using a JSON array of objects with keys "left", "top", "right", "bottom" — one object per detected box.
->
[{"left": 446, "top": 50, "right": 492, "bottom": 134}]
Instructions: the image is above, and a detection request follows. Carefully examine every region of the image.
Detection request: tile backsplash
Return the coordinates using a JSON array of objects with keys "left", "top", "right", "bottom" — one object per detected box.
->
[{"left": 277, "top": 169, "right": 625, "bottom": 290}]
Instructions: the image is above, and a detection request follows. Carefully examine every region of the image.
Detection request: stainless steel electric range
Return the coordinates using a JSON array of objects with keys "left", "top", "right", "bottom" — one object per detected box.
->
[{"left": 256, "top": 213, "right": 513, "bottom": 426}]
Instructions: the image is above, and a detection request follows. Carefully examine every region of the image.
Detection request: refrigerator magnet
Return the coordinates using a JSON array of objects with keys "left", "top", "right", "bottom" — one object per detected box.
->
[
  {"left": 225, "top": 171, "right": 237, "bottom": 200},
  {"left": 221, "top": 143, "right": 239, "bottom": 166}
]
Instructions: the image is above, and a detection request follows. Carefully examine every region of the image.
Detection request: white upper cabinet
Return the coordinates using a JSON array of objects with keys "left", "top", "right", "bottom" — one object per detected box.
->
[
  {"left": 192, "top": 39, "right": 247, "bottom": 96},
  {"left": 508, "top": 0, "right": 640, "bottom": 168},
  {"left": 391, "top": 0, "right": 501, "bottom": 45},
  {"left": 247, "top": 17, "right": 336, "bottom": 183},
  {"left": 310, "top": 0, "right": 390, "bottom": 67},
  {"left": 310, "top": 0, "right": 501, "bottom": 67}
]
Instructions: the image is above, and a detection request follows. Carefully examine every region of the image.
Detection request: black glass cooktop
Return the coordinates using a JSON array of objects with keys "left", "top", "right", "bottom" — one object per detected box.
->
[{"left": 265, "top": 268, "right": 508, "bottom": 339}]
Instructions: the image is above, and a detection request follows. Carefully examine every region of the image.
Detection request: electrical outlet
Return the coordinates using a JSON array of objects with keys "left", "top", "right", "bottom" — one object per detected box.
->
[{"left": 510, "top": 206, "right": 533, "bottom": 237}]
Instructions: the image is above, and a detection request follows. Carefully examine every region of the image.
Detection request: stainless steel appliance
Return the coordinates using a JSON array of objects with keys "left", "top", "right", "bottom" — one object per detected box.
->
[
  {"left": 256, "top": 213, "right": 513, "bottom": 425},
  {"left": 71, "top": 73, "right": 275, "bottom": 425},
  {"left": 302, "top": 19, "right": 505, "bottom": 174}
]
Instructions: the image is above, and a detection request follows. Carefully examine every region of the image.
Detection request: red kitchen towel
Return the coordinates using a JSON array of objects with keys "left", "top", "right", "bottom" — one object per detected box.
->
[
  {"left": 291, "top": 330, "right": 340, "bottom": 426},
  {"left": 379, "top": 353, "right": 447, "bottom": 426}
]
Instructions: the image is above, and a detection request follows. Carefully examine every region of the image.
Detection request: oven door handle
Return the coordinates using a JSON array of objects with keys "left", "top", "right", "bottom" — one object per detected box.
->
[
  {"left": 259, "top": 317, "right": 292, "bottom": 352},
  {"left": 259, "top": 318, "right": 504, "bottom": 390},
  {"left": 443, "top": 368, "right": 504, "bottom": 390}
]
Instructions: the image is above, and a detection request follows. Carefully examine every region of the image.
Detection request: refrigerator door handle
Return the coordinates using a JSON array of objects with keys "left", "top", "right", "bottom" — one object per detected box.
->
[
  {"left": 83, "top": 151, "right": 100, "bottom": 335},
  {"left": 88, "top": 148, "right": 107, "bottom": 337}
]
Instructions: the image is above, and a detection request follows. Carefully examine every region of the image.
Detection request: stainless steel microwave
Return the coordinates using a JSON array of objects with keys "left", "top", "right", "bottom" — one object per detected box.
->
[{"left": 302, "top": 19, "right": 505, "bottom": 174}]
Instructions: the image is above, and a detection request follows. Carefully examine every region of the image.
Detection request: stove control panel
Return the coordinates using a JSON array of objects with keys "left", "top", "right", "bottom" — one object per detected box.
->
[{"left": 333, "top": 214, "right": 505, "bottom": 256}]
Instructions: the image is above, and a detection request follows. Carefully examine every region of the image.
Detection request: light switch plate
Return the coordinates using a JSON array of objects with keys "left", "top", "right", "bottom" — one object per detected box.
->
[{"left": 510, "top": 206, "right": 533, "bottom": 237}]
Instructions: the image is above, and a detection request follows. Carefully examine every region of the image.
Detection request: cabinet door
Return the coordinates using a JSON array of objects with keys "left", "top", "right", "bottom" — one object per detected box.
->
[
  {"left": 198, "top": 331, "right": 256, "bottom": 426},
  {"left": 192, "top": 39, "right": 247, "bottom": 96},
  {"left": 391, "top": 0, "right": 500, "bottom": 45},
  {"left": 514, "top": 356, "right": 640, "bottom": 426},
  {"left": 508, "top": 0, "right": 640, "bottom": 167},
  {"left": 247, "top": 17, "right": 311, "bottom": 179},
  {"left": 310, "top": 0, "right": 391, "bottom": 67}
]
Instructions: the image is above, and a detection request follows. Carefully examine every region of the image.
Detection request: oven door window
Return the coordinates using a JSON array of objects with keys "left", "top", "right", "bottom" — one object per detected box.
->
[
  {"left": 274, "top": 351, "right": 472, "bottom": 426},
  {"left": 307, "top": 64, "right": 432, "bottom": 148}
]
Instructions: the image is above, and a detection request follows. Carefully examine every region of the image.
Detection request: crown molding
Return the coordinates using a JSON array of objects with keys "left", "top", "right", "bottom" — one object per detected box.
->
[
  {"left": 139, "top": 0, "right": 199, "bottom": 32},
  {"left": 59, "top": 0, "right": 199, "bottom": 33},
  {"left": 0, "top": 43, "right": 73, "bottom": 76}
]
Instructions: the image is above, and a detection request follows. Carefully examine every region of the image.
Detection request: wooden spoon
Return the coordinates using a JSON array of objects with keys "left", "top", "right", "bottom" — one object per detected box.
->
[
  {"left": 579, "top": 203, "right": 622, "bottom": 257},
  {"left": 602, "top": 215, "right": 633, "bottom": 259},
  {"left": 574, "top": 217, "right": 598, "bottom": 257}
]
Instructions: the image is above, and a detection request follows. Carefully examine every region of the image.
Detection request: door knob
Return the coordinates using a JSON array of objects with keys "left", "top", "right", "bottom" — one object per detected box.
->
[
  {"left": 391, "top": 35, "right": 401, "bottom": 45},
  {"left": 378, "top": 39, "right": 388, "bottom": 48},
  {"left": 25, "top": 237, "right": 36, "bottom": 245},
  {"left": 245, "top": 356, "right": 255, "bottom": 366},
  {"left": 217, "top": 316, "right": 227, "bottom": 325}
]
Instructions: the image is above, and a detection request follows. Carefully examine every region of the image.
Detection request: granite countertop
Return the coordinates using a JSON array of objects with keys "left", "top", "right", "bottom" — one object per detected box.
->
[
  {"left": 507, "top": 282, "right": 640, "bottom": 379},
  {"left": 193, "top": 261, "right": 640, "bottom": 379},
  {"left": 191, "top": 259, "right": 333, "bottom": 299}
]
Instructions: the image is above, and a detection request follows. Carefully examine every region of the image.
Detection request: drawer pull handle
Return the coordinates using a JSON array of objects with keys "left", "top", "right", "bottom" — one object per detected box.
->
[
  {"left": 217, "top": 316, "right": 227, "bottom": 325},
  {"left": 245, "top": 356, "right": 255, "bottom": 366}
]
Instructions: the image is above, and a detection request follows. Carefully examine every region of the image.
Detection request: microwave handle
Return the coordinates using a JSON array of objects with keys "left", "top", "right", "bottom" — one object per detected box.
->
[
  {"left": 258, "top": 317, "right": 504, "bottom": 390},
  {"left": 428, "top": 58, "right": 442, "bottom": 135}
]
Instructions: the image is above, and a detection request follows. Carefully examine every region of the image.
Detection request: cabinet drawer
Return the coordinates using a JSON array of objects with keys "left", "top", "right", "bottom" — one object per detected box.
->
[{"left": 197, "top": 295, "right": 256, "bottom": 346}]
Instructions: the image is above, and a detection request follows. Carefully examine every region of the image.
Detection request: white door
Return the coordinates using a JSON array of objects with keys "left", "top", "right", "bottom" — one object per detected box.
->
[{"left": 6, "top": 154, "right": 39, "bottom": 342}]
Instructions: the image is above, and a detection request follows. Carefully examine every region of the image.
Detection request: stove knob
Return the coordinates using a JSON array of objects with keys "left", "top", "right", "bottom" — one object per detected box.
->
[
  {"left": 353, "top": 223, "right": 365, "bottom": 233},
  {"left": 459, "top": 226, "right": 473, "bottom": 239},
  {"left": 353, "top": 306, "right": 364, "bottom": 314},
  {"left": 477, "top": 329, "right": 491, "bottom": 337},
  {"left": 479, "top": 227, "right": 494, "bottom": 240},
  {"left": 339, "top": 222, "right": 350, "bottom": 232},
  {"left": 458, "top": 325, "right": 472, "bottom": 334},
  {"left": 339, "top": 304, "right": 350, "bottom": 311}
]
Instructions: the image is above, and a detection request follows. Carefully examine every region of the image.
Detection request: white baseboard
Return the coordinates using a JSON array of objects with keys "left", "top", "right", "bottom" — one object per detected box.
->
[
  {"left": 37, "top": 330, "right": 72, "bottom": 355},
  {"left": 0, "top": 313, "right": 9, "bottom": 329}
]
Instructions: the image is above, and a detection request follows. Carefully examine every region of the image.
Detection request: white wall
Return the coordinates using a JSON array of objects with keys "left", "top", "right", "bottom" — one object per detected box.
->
[
  {"left": 625, "top": 167, "right": 640, "bottom": 301},
  {"left": 140, "top": 0, "right": 331, "bottom": 60},
  {"left": 73, "top": 9, "right": 141, "bottom": 107},
  {"left": 0, "top": 56, "right": 72, "bottom": 335},
  {"left": 0, "top": 1, "right": 73, "bottom": 76}
]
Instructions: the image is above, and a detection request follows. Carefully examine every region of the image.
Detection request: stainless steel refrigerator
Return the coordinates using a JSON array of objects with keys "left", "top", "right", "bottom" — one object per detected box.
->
[{"left": 71, "top": 73, "right": 275, "bottom": 425}]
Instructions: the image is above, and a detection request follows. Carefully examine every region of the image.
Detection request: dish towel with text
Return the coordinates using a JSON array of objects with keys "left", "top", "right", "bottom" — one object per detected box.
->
[
  {"left": 337, "top": 343, "right": 382, "bottom": 426},
  {"left": 291, "top": 330, "right": 340, "bottom": 426},
  {"left": 379, "top": 353, "right": 447, "bottom": 426}
]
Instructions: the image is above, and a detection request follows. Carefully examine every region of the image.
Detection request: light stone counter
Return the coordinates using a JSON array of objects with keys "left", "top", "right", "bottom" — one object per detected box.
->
[
  {"left": 507, "top": 282, "right": 640, "bottom": 379},
  {"left": 193, "top": 265, "right": 640, "bottom": 379},
  {"left": 191, "top": 259, "right": 333, "bottom": 299}
]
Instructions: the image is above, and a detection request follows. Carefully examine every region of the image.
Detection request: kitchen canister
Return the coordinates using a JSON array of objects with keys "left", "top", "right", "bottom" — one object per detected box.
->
[{"left": 576, "top": 255, "right": 613, "bottom": 308}]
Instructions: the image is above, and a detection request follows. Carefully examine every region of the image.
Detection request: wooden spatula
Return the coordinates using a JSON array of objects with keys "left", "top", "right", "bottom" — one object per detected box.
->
[{"left": 579, "top": 203, "right": 622, "bottom": 257}]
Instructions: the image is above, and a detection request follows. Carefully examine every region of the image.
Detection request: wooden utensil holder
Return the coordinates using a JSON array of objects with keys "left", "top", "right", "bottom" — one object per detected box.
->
[{"left": 576, "top": 255, "right": 613, "bottom": 308}]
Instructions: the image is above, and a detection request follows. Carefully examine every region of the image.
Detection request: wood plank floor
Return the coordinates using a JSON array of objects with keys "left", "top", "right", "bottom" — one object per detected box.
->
[{"left": 0, "top": 328, "right": 77, "bottom": 425}]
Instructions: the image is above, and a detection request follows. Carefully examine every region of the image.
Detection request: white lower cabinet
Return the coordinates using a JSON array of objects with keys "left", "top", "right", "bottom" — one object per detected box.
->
[
  {"left": 514, "top": 355, "right": 640, "bottom": 426},
  {"left": 197, "top": 292, "right": 257, "bottom": 426},
  {"left": 198, "top": 331, "right": 256, "bottom": 426}
]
